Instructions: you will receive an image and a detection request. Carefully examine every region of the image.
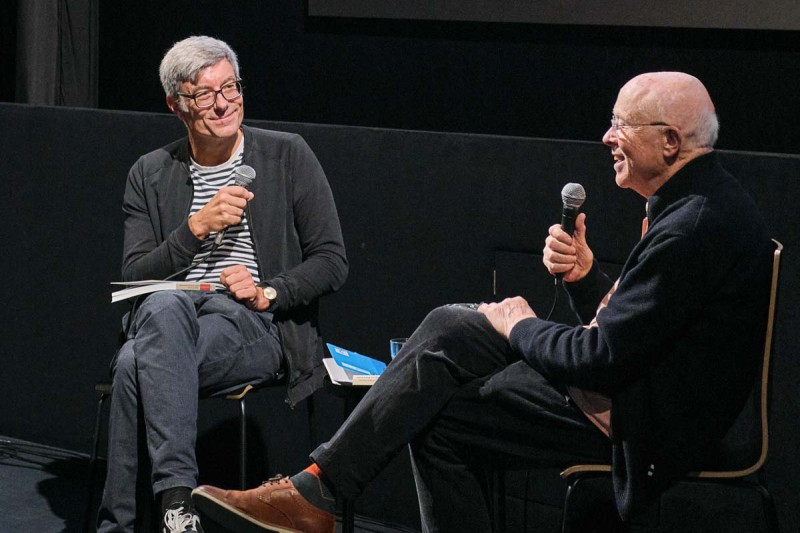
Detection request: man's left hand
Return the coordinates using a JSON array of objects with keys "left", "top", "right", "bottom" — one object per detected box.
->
[
  {"left": 478, "top": 297, "right": 537, "bottom": 339},
  {"left": 220, "top": 265, "right": 269, "bottom": 311}
]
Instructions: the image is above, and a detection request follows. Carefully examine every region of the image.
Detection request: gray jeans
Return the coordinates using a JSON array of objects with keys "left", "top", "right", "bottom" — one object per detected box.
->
[{"left": 97, "top": 291, "right": 283, "bottom": 532}]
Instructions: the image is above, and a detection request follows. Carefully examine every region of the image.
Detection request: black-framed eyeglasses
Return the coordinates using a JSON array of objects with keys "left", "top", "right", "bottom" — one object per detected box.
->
[
  {"left": 610, "top": 115, "right": 670, "bottom": 132},
  {"left": 177, "top": 80, "right": 243, "bottom": 109}
]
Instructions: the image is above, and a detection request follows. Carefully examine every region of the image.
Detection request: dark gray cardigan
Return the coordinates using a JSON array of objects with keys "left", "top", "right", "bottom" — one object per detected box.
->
[{"left": 121, "top": 125, "right": 348, "bottom": 405}]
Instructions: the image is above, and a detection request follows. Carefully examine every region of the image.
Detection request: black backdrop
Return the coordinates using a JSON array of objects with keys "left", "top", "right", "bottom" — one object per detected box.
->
[
  {"left": 2, "top": 102, "right": 799, "bottom": 531},
  {"left": 4, "top": 2, "right": 798, "bottom": 152},
  {"left": 87, "top": 1, "right": 800, "bottom": 155}
]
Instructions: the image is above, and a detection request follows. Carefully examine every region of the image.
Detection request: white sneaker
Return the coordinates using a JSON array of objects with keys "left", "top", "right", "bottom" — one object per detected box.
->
[{"left": 162, "top": 503, "right": 203, "bottom": 533}]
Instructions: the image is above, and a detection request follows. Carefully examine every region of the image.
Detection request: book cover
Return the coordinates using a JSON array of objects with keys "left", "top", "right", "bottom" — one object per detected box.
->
[{"left": 326, "top": 343, "right": 386, "bottom": 376}]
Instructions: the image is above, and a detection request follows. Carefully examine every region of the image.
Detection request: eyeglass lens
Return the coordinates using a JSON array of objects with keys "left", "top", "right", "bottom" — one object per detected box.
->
[{"left": 194, "top": 81, "right": 242, "bottom": 107}]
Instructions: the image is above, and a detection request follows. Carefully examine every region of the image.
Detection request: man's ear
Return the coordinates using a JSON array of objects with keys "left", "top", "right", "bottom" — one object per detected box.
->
[
  {"left": 166, "top": 95, "right": 183, "bottom": 119},
  {"left": 663, "top": 127, "right": 682, "bottom": 158}
]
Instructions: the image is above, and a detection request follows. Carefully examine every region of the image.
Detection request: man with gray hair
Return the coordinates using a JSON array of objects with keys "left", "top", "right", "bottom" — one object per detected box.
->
[
  {"left": 193, "top": 72, "right": 772, "bottom": 532},
  {"left": 96, "top": 36, "right": 348, "bottom": 532}
]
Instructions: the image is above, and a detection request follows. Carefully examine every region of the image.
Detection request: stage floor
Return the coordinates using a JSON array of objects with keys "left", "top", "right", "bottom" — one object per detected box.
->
[{"left": 0, "top": 436, "right": 417, "bottom": 533}]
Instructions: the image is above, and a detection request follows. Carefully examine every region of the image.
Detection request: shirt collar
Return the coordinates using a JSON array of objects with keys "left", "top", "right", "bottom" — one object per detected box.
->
[{"left": 646, "top": 151, "right": 720, "bottom": 226}]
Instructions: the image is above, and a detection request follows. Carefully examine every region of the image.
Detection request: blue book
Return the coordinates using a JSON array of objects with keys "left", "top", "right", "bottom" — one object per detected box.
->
[{"left": 326, "top": 343, "right": 387, "bottom": 376}]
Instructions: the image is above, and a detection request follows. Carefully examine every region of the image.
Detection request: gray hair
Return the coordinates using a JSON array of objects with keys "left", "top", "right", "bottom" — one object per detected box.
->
[
  {"left": 159, "top": 36, "right": 240, "bottom": 104},
  {"left": 694, "top": 109, "right": 719, "bottom": 148}
]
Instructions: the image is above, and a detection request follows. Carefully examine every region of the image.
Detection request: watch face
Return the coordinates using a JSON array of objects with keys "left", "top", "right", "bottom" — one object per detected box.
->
[{"left": 263, "top": 286, "right": 277, "bottom": 300}]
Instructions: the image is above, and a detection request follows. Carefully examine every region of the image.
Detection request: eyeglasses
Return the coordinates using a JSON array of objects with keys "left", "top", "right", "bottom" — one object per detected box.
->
[
  {"left": 609, "top": 115, "right": 670, "bottom": 132},
  {"left": 177, "top": 80, "right": 243, "bottom": 109}
]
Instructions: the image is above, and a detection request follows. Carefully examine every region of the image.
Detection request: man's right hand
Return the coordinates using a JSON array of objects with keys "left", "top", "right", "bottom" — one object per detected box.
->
[
  {"left": 542, "top": 212, "right": 593, "bottom": 283},
  {"left": 188, "top": 186, "right": 254, "bottom": 240}
]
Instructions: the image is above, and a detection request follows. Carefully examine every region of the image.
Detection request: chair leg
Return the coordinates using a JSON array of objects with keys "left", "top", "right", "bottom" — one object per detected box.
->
[
  {"left": 84, "top": 385, "right": 111, "bottom": 533},
  {"left": 306, "top": 394, "right": 316, "bottom": 449},
  {"left": 334, "top": 391, "right": 361, "bottom": 533},
  {"left": 752, "top": 482, "right": 780, "bottom": 533},
  {"left": 239, "top": 397, "right": 247, "bottom": 490},
  {"left": 341, "top": 498, "right": 355, "bottom": 533},
  {"left": 489, "top": 469, "right": 506, "bottom": 532},
  {"left": 680, "top": 477, "right": 780, "bottom": 533},
  {"left": 561, "top": 478, "right": 579, "bottom": 533}
]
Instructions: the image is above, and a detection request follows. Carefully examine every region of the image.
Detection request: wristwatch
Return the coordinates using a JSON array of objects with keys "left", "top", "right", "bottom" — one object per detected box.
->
[{"left": 261, "top": 285, "right": 277, "bottom": 304}]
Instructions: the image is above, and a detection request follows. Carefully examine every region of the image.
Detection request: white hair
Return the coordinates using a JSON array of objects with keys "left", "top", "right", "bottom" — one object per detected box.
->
[{"left": 694, "top": 109, "right": 719, "bottom": 148}]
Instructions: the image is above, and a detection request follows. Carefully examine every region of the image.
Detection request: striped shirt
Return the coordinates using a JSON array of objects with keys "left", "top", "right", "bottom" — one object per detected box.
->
[{"left": 185, "top": 141, "right": 260, "bottom": 284}]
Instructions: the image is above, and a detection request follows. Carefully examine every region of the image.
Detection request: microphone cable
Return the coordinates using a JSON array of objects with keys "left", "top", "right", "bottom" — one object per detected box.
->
[{"left": 543, "top": 276, "right": 560, "bottom": 321}]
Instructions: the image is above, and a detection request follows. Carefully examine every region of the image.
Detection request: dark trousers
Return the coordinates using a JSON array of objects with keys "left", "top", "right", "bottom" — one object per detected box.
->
[{"left": 311, "top": 304, "right": 611, "bottom": 532}]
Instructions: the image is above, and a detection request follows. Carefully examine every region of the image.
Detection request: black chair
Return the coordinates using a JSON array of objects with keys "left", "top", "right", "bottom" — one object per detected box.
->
[
  {"left": 560, "top": 239, "right": 783, "bottom": 533},
  {"left": 83, "top": 378, "right": 314, "bottom": 533}
]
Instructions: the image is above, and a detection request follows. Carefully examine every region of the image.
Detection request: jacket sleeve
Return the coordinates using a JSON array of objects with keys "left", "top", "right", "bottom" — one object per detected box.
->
[
  {"left": 262, "top": 136, "right": 348, "bottom": 313},
  {"left": 120, "top": 158, "right": 203, "bottom": 281},
  {"left": 509, "top": 227, "right": 710, "bottom": 394}
]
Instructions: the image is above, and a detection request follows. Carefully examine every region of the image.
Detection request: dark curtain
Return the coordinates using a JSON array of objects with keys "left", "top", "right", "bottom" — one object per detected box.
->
[
  {"left": 15, "top": 0, "right": 98, "bottom": 107},
  {"left": 0, "top": 3, "right": 17, "bottom": 102}
]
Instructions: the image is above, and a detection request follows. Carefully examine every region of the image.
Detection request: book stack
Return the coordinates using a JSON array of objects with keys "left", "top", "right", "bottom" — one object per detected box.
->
[{"left": 324, "top": 343, "right": 387, "bottom": 386}]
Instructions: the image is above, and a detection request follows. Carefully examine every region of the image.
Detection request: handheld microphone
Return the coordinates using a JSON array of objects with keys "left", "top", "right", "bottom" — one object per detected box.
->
[
  {"left": 233, "top": 164, "right": 256, "bottom": 188},
  {"left": 560, "top": 183, "right": 586, "bottom": 236},
  {"left": 213, "top": 165, "right": 256, "bottom": 246},
  {"left": 556, "top": 183, "right": 586, "bottom": 282},
  {"left": 163, "top": 165, "right": 257, "bottom": 283}
]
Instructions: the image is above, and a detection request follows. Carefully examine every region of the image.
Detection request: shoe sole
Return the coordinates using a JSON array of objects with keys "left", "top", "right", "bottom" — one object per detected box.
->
[{"left": 192, "top": 490, "right": 302, "bottom": 533}]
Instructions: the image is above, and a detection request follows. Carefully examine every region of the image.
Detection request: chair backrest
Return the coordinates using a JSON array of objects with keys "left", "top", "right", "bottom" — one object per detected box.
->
[
  {"left": 695, "top": 238, "right": 782, "bottom": 479},
  {"left": 561, "top": 239, "right": 783, "bottom": 481}
]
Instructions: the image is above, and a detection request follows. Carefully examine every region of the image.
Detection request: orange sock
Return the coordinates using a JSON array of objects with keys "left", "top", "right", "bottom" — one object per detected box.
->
[{"left": 303, "top": 463, "right": 322, "bottom": 478}]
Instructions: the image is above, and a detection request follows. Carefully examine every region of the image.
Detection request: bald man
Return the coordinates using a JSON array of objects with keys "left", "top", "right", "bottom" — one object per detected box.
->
[{"left": 193, "top": 72, "right": 773, "bottom": 532}]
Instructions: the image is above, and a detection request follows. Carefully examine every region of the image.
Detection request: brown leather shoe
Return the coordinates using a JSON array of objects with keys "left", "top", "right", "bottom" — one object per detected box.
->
[{"left": 192, "top": 475, "right": 334, "bottom": 533}]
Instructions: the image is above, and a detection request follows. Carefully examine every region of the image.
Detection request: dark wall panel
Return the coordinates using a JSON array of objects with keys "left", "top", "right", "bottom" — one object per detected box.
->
[{"left": 2, "top": 104, "right": 184, "bottom": 449}]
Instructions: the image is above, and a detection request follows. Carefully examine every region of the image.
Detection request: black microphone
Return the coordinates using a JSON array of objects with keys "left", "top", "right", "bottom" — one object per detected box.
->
[
  {"left": 213, "top": 165, "right": 256, "bottom": 246},
  {"left": 556, "top": 183, "right": 586, "bottom": 282}
]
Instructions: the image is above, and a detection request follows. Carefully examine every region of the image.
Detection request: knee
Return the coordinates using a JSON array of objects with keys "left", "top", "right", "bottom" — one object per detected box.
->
[
  {"left": 407, "top": 305, "right": 509, "bottom": 375},
  {"left": 136, "top": 290, "right": 193, "bottom": 318},
  {"left": 130, "top": 291, "right": 195, "bottom": 334},
  {"left": 421, "top": 304, "right": 470, "bottom": 330},
  {"left": 111, "top": 341, "right": 137, "bottom": 391},
  {"left": 417, "top": 305, "right": 485, "bottom": 346}
]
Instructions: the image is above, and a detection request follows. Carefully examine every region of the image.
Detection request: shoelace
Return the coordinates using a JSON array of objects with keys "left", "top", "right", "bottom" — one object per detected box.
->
[
  {"left": 263, "top": 474, "right": 287, "bottom": 486},
  {"left": 163, "top": 505, "right": 201, "bottom": 533}
]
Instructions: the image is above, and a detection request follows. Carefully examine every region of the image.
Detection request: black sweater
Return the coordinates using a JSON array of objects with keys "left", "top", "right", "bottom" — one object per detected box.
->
[
  {"left": 121, "top": 125, "right": 348, "bottom": 405},
  {"left": 510, "top": 152, "right": 772, "bottom": 519}
]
